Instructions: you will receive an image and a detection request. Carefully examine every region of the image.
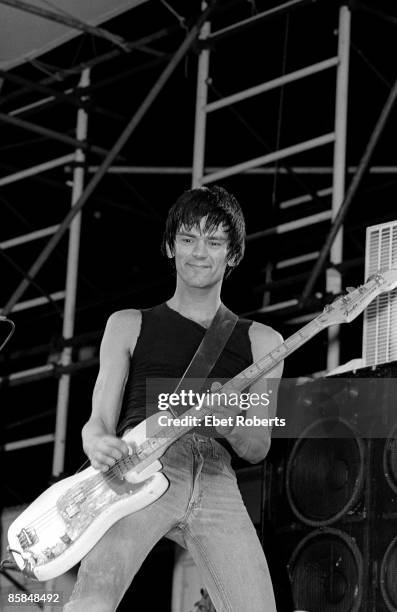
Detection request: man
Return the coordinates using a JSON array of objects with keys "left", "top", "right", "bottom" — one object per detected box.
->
[{"left": 64, "top": 185, "right": 284, "bottom": 611}]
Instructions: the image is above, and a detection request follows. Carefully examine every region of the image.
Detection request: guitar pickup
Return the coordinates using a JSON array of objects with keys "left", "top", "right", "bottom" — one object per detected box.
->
[
  {"left": 17, "top": 528, "right": 38, "bottom": 551},
  {"left": 58, "top": 487, "right": 88, "bottom": 518},
  {"left": 63, "top": 503, "right": 81, "bottom": 518}
]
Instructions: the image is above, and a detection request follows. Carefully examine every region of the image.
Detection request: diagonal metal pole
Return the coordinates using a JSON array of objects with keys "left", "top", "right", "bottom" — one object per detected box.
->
[
  {"left": 0, "top": 111, "right": 109, "bottom": 157},
  {"left": 0, "top": 0, "right": 130, "bottom": 51},
  {"left": 0, "top": 27, "right": 178, "bottom": 110},
  {"left": 208, "top": 0, "right": 315, "bottom": 44},
  {"left": 357, "top": 1, "right": 397, "bottom": 28},
  {"left": 0, "top": 69, "right": 123, "bottom": 122},
  {"left": 0, "top": 245, "right": 63, "bottom": 317},
  {"left": 300, "top": 73, "right": 397, "bottom": 307},
  {"left": 1, "top": 3, "right": 215, "bottom": 317}
]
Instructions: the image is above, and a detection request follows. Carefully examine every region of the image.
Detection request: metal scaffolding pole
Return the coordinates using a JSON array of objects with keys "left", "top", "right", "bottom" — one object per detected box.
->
[
  {"left": 208, "top": 0, "right": 314, "bottom": 43},
  {"left": 72, "top": 165, "right": 397, "bottom": 176},
  {"left": 300, "top": 66, "right": 397, "bottom": 307},
  {"left": 192, "top": 16, "right": 211, "bottom": 188},
  {"left": 0, "top": 26, "right": 177, "bottom": 111},
  {"left": 11, "top": 292, "right": 65, "bottom": 312},
  {"left": 201, "top": 133, "right": 334, "bottom": 183},
  {"left": 0, "top": 358, "right": 99, "bottom": 388},
  {"left": 1, "top": 3, "right": 214, "bottom": 317},
  {"left": 0, "top": 226, "right": 59, "bottom": 248},
  {"left": 0, "top": 112, "right": 109, "bottom": 157},
  {"left": 0, "top": 155, "right": 74, "bottom": 187},
  {"left": 205, "top": 57, "right": 338, "bottom": 112},
  {"left": 0, "top": 69, "right": 122, "bottom": 122},
  {"left": 246, "top": 211, "right": 332, "bottom": 241},
  {"left": 326, "top": 4, "right": 351, "bottom": 370},
  {"left": 52, "top": 69, "right": 89, "bottom": 479}
]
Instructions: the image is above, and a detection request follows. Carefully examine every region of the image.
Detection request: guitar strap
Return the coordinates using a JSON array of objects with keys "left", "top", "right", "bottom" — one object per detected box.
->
[{"left": 169, "top": 303, "right": 238, "bottom": 418}]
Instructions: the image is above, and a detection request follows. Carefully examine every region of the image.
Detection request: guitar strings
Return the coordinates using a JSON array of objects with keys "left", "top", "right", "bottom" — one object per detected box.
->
[
  {"left": 20, "top": 369, "right": 260, "bottom": 532},
  {"left": 22, "top": 455, "right": 142, "bottom": 531},
  {"left": 23, "top": 471, "right": 137, "bottom": 532},
  {"left": 25, "top": 416, "right": 200, "bottom": 532},
  {"left": 22, "top": 435, "right": 171, "bottom": 533},
  {"left": 23, "top": 422, "right": 195, "bottom": 533},
  {"left": 19, "top": 340, "right": 302, "bottom": 533},
  {"left": 23, "top": 472, "right": 121, "bottom": 532},
  {"left": 25, "top": 363, "right": 266, "bottom": 532}
]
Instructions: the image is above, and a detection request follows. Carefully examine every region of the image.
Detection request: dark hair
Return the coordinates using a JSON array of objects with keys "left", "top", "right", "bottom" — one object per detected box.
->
[{"left": 162, "top": 185, "right": 245, "bottom": 277}]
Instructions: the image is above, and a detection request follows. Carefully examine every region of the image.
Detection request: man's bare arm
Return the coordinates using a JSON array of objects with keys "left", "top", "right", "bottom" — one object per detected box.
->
[
  {"left": 82, "top": 309, "right": 141, "bottom": 472},
  {"left": 223, "top": 322, "right": 284, "bottom": 464}
]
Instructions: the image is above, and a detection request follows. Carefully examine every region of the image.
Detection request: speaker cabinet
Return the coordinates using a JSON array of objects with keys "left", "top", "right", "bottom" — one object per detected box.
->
[{"left": 265, "top": 360, "right": 397, "bottom": 612}]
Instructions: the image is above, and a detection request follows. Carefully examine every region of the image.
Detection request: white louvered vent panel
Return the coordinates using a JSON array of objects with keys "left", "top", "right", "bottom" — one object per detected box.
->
[{"left": 363, "top": 222, "right": 397, "bottom": 366}]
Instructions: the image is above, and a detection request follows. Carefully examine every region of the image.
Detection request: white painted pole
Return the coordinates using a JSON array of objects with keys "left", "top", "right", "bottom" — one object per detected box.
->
[
  {"left": 0, "top": 154, "right": 74, "bottom": 186},
  {"left": 201, "top": 133, "right": 335, "bottom": 184},
  {"left": 76, "top": 165, "right": 397, "bottom": 176},
  {"left": 327, "top": 5, "right": 350, "bottom": 370},
  {"left": 9, "top": 291, "right": 65, "bottom": 312},
  {"left": 0, "top": 226, "right": 60, "bottom": 248},
  {"left": 192, "top": 11, "right": 210, "bottom": 188},
  {"left": 206, "top": 57, "right": 338, "bottom": 112},
  {"left": 52, "top": 69, "right": 90, "bottom": 478},
  {"left": 4, "top": 434, "right": 55, "bottom": 451}
]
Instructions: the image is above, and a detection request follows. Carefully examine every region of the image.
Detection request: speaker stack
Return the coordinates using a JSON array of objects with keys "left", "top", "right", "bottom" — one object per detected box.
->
[{"left": 265, "top": 360, "right": 397, "bottom": 612}]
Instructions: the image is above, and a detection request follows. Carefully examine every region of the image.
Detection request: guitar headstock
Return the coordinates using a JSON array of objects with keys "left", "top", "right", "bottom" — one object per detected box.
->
[{"left": 316, "top": 267, "right": 397, "bottom": 327}]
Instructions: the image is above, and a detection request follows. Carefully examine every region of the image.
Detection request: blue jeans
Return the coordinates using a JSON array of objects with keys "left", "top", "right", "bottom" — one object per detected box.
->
[{"left": 64, "top": 433, "right": 276, "bottom": 611}]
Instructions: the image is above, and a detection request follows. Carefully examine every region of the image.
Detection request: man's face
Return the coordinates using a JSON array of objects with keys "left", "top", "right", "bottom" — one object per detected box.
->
[{"left": 170, "top": 218, "right": 231, "bottom": 288}]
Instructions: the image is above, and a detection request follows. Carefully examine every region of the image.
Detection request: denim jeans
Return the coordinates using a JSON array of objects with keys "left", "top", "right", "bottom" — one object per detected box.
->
[{"left": 64, "top": 433, "right": 276, "bottom": 612}]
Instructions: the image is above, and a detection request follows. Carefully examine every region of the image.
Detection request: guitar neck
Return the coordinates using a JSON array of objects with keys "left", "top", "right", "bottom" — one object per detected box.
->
[{"left": 224, "top": 314, "right": 325, "bottom": 393}]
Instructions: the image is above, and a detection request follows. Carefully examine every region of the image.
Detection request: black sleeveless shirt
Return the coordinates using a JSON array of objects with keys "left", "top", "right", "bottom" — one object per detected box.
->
[{"left": 117, "top": 302, "right": 253, "bottom": 438}]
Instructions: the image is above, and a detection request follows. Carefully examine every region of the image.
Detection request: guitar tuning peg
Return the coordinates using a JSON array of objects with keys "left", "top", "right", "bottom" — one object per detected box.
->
[
  {"left": 366, "top": 272, "right": 382, "bottom": 284},
  {"left": 346, "top": 287, "right": 355, "bottom": 293}
]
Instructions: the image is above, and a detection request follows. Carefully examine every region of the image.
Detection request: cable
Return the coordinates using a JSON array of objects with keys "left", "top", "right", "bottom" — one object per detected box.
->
[
  {"left": 159, "top": 0, "right": 187, "bottom": 30},
  {"left": 0, "top": 317, "right": 15, "bottom": 352}
]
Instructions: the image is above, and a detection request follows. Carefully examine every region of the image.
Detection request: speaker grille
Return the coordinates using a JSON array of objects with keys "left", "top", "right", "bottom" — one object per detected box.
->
[
  {"left": 380, "top": 536, "right": 397, "bottom": 611},
  {"left": 289, "top": 528, "right": 362, "bottom": 612},
  {"left": 286, "top": 419, "right": 364, "bottom": 526}
]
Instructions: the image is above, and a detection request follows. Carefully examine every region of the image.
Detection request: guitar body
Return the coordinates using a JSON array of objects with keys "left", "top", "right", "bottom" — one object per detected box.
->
[{"left": 7, "top": 423, "right": 170, "bottom": 581}]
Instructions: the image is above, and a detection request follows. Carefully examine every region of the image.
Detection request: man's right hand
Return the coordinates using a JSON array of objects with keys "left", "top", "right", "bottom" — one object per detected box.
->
[{"left": 83, "top": 434, "right": 130, "bottom": 472}]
